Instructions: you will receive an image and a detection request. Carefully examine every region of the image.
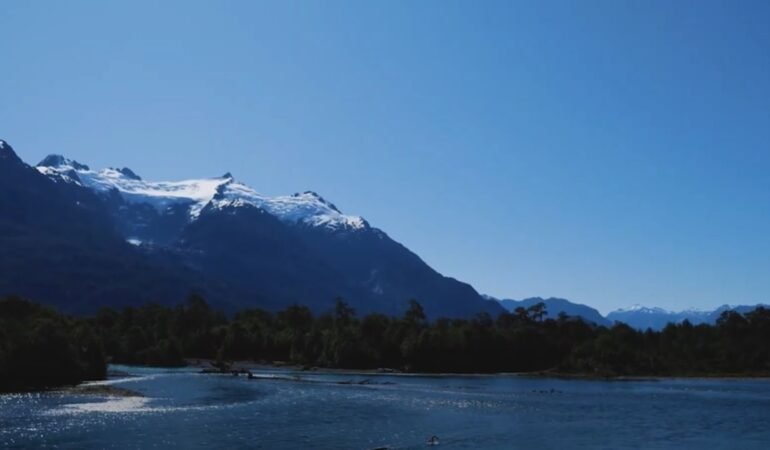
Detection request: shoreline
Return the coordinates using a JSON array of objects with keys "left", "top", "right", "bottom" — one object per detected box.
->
[
  {"left": 4, "top": 363, "right": 768, "bottom": 397},
  {"left": 182, "top": 359, "right": 770, "bottom": 382}
]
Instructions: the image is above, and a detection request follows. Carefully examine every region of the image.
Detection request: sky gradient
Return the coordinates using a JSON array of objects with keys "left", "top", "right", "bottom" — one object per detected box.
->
[{"left": 2, "top": 0, "right": 769, "bottom": 313}]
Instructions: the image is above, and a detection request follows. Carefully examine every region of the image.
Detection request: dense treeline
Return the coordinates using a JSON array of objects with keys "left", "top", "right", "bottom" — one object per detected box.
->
[
  {"left": 2, "top": 295, "right": 770, "bottom": 392},
  {"left": 91, "top": 295, "right": 770, "bottom": 376},
  {"left": 0, "top": 297, "right": 106, "bottom": 392}
]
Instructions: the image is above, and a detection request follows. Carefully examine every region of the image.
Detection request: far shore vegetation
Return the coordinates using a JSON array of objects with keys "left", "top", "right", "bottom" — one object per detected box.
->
[{"left": 2, "top": 295, "right": 770, "bottom": 392}]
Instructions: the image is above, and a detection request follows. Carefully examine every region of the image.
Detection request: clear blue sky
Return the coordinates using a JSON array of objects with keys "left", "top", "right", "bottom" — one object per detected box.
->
[{"left": 2, "top": 1, "right": 769, "bottom": 313}]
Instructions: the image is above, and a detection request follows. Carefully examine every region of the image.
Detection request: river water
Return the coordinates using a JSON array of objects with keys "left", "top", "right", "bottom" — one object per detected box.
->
[{"left": 1, "top": 365, "right": 769, "bottom": 449}]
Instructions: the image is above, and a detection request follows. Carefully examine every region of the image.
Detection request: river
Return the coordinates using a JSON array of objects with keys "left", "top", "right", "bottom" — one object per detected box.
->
[{"left": 2, "top": 365, "right": 769, "bottom": 449}]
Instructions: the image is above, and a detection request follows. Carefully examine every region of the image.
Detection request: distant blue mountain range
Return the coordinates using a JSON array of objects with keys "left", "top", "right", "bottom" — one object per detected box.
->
[
  {"left": 489, "top": 295, "right": 768, "bottom": 330},
  {"left": 489, "top": 296, "right": 611, "bottom": 327},
  {"left": 604, "top": 304, "right": 769, "bottom": 330}
]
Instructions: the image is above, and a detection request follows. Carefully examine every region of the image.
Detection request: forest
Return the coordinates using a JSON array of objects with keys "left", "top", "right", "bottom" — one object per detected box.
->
[{"left": 2, "top": 294, "right": 770, "bottom": 392}]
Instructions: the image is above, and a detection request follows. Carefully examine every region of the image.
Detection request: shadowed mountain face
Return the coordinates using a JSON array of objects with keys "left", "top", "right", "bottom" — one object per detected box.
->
[
  {"left": 0, "top": 141, "right": 198, "bottom": 312},
  {"left": 296, "top": 224, "right": 501, "bottom": 318},
  {"left": 0, "top": 140, "right": 502, "bottom": 318},
  {"left": 175, "top": 203, "right": 362, "bottom": 314}
]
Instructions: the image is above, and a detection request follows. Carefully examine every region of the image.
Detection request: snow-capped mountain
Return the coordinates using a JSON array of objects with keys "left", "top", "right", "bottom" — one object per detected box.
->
[
  {"left": 1, "top": 140, "right": 502, "bottom": 318},
  {"left": 606, "top": 304, "right": 768, "bottom": 330},
  {"left": 487, "top": 291, "right": 768, "bottom": 330},
  {"left": 606, "top": 306, "right": 689, "bottom": 330},
  {"left": 610, "top": 304, "right": 672, "bottom": 315},
  {"left": 36, "top": 155, "right": 367, "bottom": 231}
]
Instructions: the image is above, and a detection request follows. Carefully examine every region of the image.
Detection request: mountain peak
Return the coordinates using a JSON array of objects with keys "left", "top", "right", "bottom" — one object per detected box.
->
[
  {"left": 38, "top": 154, "right": 90, "bottom": 171},
  {"left": 0, "top": 140, "right": 23, "bottom": 165},
  {"left": 117, "top": 167, "right": 141, "bottom": 180},
  {"left": 294, "top": 191, "right": 342, "bottom": 213}
]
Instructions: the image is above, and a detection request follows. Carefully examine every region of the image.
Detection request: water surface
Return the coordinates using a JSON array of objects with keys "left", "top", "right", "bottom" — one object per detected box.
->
[{"left": 1, "top": 365, "right": 769, "bottom": 449}]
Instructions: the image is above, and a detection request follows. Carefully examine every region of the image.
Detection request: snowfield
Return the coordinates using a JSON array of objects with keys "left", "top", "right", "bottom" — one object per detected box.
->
[{"left": 37, "top": 155, "right": 367, "bottom": 231}]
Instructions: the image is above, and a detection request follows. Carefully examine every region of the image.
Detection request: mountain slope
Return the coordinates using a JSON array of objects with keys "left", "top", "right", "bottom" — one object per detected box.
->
[{"left": 297, "top": 225, "right": 502, "bottom": 318}]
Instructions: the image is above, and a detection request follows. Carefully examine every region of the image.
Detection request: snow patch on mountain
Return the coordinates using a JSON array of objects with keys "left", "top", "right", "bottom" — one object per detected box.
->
[
  {"left": 613, "top": 304, "right": 672, "bottom": 314},
  {"left": 37, "top": 156, "right": 367, "bottom": 230}
]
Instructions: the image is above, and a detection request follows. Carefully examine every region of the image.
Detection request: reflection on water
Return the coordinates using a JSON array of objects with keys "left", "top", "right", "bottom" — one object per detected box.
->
[
  {"left": 1, "top": 365, "right": 770, "bottom": 449},
  {"left": 53, "top": 397, "right": 151, "bottom": 414}
]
